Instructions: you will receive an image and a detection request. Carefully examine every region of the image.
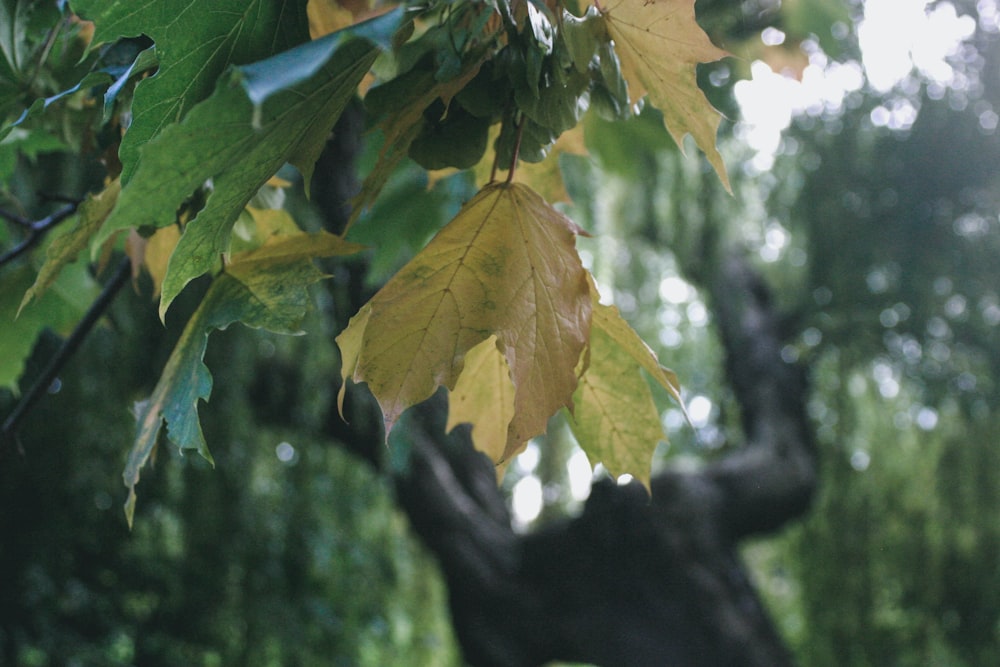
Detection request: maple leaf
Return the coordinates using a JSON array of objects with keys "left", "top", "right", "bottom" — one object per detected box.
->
[
  {"left": 597, "top": 0, "right": 731, "bottom": 189},
  {"left": 89, "top": 9, "right": 403, "bottom": 319},
  {"left": 446, "top": 335, "right": 517, "bottom": 468},
  {"left": 338, "top": 182, "right": 591, "bottom": 462},
  {"left": 569, "top": 292, "right": 681, "bottom": 489},
  {"left": 124, "top": 229, "right": 363, "bottom": 527},
  {"left": 18, "top": 179, "right": 120, "bottom": 313},
  {"left": 73, "top": 0, "right": 310, "bottom": 181},
  {"left": 1, "top": 262, "right": 97, "bottom": 392}
]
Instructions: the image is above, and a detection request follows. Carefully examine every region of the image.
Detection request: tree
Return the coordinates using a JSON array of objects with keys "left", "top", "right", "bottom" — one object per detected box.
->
[{"left": 15, "top": 0, "right": 986, "bottom": 664}]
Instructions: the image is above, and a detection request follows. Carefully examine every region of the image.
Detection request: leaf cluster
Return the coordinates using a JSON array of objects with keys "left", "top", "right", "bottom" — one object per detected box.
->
[{"left": 0, "top": 0, "right": 733, "bottom": 521}]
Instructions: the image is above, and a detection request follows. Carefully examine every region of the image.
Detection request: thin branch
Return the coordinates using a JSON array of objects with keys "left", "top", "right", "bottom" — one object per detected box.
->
[
  {"left": 0, "top": 208, "right": 31, "bottom": 228},
  {"left": 0, "top": 203, "right": 78, "bottom": 267},
  {"left": 38, "top": 193, "right": 83, "bottom": 206},
  {"left": 1, "top": 256, "right": 132, "bottom": 451}
]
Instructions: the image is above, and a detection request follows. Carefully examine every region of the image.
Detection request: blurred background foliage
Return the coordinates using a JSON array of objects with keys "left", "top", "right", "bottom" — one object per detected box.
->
[
  {"left": 560, "top": 1, "right": 1000, "bottom": 664},
  {"left": 3, "top": 0, "right": 1000, "bottom": 665},
  {"left": 0, "top": 285, "right": 459, "bottom": 665}
]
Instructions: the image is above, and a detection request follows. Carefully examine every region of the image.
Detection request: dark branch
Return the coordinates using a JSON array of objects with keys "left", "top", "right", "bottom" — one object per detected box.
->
[
  {"left": 0, "top": 203, "right": 78, "bottom": 267},
  {"left": 0, "top": 208, "right": 32, "bottom": 228},
  {"left": 697, "top": 251, "right": 818, "bottom": 539},
  {"left": 1, "top": 256, "right": 132, "bottom": 453}
]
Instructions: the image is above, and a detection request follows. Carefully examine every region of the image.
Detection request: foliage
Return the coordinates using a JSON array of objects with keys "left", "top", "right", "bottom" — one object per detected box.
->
[
  {"left": 7, "top": 0, "right": 1000, "bottom": 665},
  {"left": 0, "top": 292, "right": 459, "bottom": 665},
  {"left": 1, "top": 0, "right": 734, "bottom": 517},
  {"left": 760, "top": 25, "right": 1000, "bottom": 661}
]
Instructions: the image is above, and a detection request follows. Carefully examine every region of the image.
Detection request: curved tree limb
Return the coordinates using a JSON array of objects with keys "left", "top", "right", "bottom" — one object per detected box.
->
[{"left": 697, "top": 251, "right": 817, "bottom": 540}]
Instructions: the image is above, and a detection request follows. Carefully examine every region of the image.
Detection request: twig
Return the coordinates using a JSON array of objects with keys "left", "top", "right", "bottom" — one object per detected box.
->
[
  {"left": 0, "top": 208, "right": 31, "bottom": 228},
  {"left": 37, "top": 193, "right": 83, "bottom": 206},
  {"left": 0, "top": 203, "right": 78, "bottom": 267},
  {"left": 1, "top": 256, "right": 132, "bottom": 452}
]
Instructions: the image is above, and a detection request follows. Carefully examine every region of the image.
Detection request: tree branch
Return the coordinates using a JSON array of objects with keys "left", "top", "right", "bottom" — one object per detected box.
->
[
  {"left": 698, "top": 251, "right": 818, "bottom": 539},
  {"left": 0, "top": 203, "right": 79, "bottom": 267},
  {"left": 1, "top": 256, "right": 132, "bottom": 454}
]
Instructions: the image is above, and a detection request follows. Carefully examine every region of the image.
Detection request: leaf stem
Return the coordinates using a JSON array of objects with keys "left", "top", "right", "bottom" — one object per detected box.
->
[
  {"left": 1, "top": 256, "right": 131, "bottom": 453},
  {"left": 505, "top": 116, "right": 525, "bottom": 184}
]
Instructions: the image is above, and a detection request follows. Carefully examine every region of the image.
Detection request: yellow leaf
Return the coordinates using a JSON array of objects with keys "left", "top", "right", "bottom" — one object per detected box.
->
[
  {"left": 568, "top": 276, "right": 686, "bottom": 488},
  {"left": 446, "top": 335, "right": 517, "bottom": 467},
  {"left": 337, "top": 182, "right": 591, "bottom": 461},
  {"left": 265, "top": 175, "right": 293, "bottom": 189},
  {"left": 598, "top": 0, "right": 731, "bottom": 190},
  {"left": 337, "top": 301, "right": 371, "bottom": 417},
  {"left": 243, "top": 207, "right": 303, "bottom": 245},
  {"left": 308, "top": 0, "right": 355, "bottom": 38},
  {"left": 143, "top": 225, "right": 181, "bottom": 299},
  {"left": 572, "top": 312, "right": 662, "bottom": 489},
  {"left": 588, "top": 279, "right": 684, "bottom": 408}
]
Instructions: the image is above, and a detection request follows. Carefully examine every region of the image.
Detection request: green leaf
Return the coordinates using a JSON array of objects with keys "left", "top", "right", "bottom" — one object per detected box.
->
[
  {"left": 514, "top": 64, "right": 589, "bottom": 136},
  {"left": 351, "top": 58, "right": 484, "bottom": 231},
  {"left": 91, "top": 10, "right": 404, "bottom": 319},
  {"left": 590, "top": 40, "right": 630, "bottom": 120},
  {"left": 569, "top": 297, "right": 683, "bottom": 489},
  {"left": 495, "top": 115, "right": 557, "bottom": 165},
  {"left": 102, "top": 47, "right": 159, "bottom": 121},
  {"left": 0, "top": 126, "right": 65, "bottom": 183},
  {"left": 0, "top": 262, "right": 98, "bottom": 393},
  {"left": 569, "top": 308, "right": 663, "bottom": 489},
  {"left": 19, "top": 180, "right": 120, "bottom": 313},
  {"left": 239, "top": 9, "right": 398, "bottom": 109},
  {"left": 124, "top": 229, "right": 363, "bottom": 527},
  {"left": 0, "top": 0, "right": 58, "bottom": 80},
  {"left": 454, "top": 62, "right": 511, "bottom": 121},
  {"left": 409, "top": 101, "right": 491, "bottom": 170},
  {"left": 1, "top": 71, "right": 113, "bottom": 141},
  {"left": 73, "top": 0, "right": 311, "bottom": 181},
  {"left": 561, "top": 7, "right": 601, "bottom": 74}
]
